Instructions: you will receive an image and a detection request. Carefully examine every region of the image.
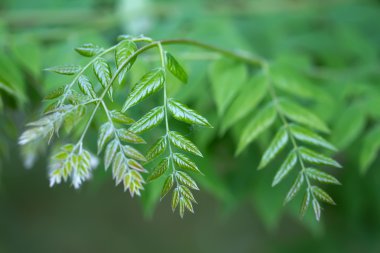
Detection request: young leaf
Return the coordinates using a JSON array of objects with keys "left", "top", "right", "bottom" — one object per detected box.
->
[
  {"left": 311, "top": 186, "right": 336, "bottom": 205},
  {"left": 94, "top": 58, "right": 113, "bottom": 100},
  {"left": 289, "top": 124, "right": 336, "bottom": 151},
  {"left": 284, "top": 172, "right": 304, "bottom": 204},
  {"left": 178, "top": 185, "right": 196, "bottom": 203},
  {"left": 312, "top": 198, "right": 321, "bottom": 221},
  {"left": 161, "top": 175, "right": 174, "bottom": 199},
  {"left": 165, "top": 52, "right": 188, "bottom": 83},
  {"left": 279, "top": 99, "right": 329, "bottom": 133},
  {"left": 115, "top": 40, "right": 137, "bottom": 84},
  {"left": 300, "top": 190, "right": 311, "bottom": 218},
  {"left": 168, "top": 131, "right": 202, "bottom": 157},
  {"left": 122, "top": 69, "right": 165, "bottom": 111},
  {"left": 45, "top": 65, "right": 81, "bottom": 75},
  {"left": 259, "top": 126, "right": 288, "bottom": 170},
  {"left": 129, "top": 106, "right": 164, "bottom": 134},
  {"left": 299, "top": 147, "right": 341, "bottom": 168},
  {"left": 146, "top": 137, "right": 166, "bottom": 161},
  {"left": 176, "top": 171, "right": 199, "bottom": 190},
  {"left": 182, "top": 196, "right": 194, "bottom": 213},
  {"left": 172, "top": 188, "right": 180, "bottom": 212},
  {"left": 172, "top": 153, "right": 201, "bottom": 174},
  {"left": 167, "top": 99, "right": 212, "bottom": 127},
  {"left": 104, "top": 139, "right": 119, "bottom": 170},
  {"left": 112, "top": 152, "right": 127, "bottom": 186},
  {"left": 179, "top": 198, "right": 185, "bottom": 218},
  {"left": 110, "top": 110, "right": 134, "bottom": 125},
  {"left": 115, "top": 40, "right": 137, "bottom": 69},
  {"left": 127, "top": 159, "right": 146, "bottom": 172},
  {"left": 237, "top": 103, "right": 277, "bottom": 155},
  {"left": 123, "top": 145, "right": 146, "bottom": 162},
  {"left": 75, "top": 43, "right": 102, "bottom": 57},
  {"left": 305, "top": 168, "right": 340, "bottom": 185},
  {"left": 44, "top": 86, "right": 65, "bottom": 100},
  {"left": 147, "top": 158, "right": 169, "bottom": 182},
  {"left": 272, "top": 150, "right": 298, "bottom": 186},
  {"left": 117, "top": 129, "right": 145, "bottom": 144},
  {"left": 97, "top": 122, "right": 114, "bottom": 154},
  {"left": 221, "top": 73, "right": 268, "bottom": 133},
  {"left": 78, "top": 75, "right": 97, "bottom": 99}
]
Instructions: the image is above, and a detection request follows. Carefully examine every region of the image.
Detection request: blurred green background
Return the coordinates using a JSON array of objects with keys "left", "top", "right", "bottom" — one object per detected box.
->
[{"left": 1, "top": 0, "right": 380, "bottom": 252}]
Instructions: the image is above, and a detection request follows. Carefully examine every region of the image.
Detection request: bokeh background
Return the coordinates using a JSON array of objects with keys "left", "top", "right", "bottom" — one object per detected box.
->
[{"left": 1, "top": 0, "right": 380, "bottom": 252}]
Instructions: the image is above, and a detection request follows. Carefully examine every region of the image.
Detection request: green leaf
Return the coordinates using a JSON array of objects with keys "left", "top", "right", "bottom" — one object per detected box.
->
[
  {"left": 172, "top": 153, "right": 201, "bottom": 174},
  {"left": 161, "top": 175, "right": 174, "bottom": 199},
  {"left": 300, "top": 190, "right": 311, "bottom": 218},
  {"left": 122, "top": 145, "right": 146, "bottom": 162},
  {"left": 78, "top": 75, "right": 97, "bottom": 99},
  {"left": 172, "top": 188, "right": 180, "bottom": 212},
  {"left": 97, "top": 122, "right": 114, "bottom": 154},
  {"left": 129, "top": 106, "right": 164, "bottom": 134},
  {"left": 167, "top": 99, "right": 212, "bottom": 127},
  {"left": 115, "top": 40, "right": 137, "bottom": 84},
  {"left": 178, "top": 185, "right": 196, "bottom": 203},
  {"left": 305, "top": 168, "right": 340, "bottom": 185},
  {"left": 272, "top": 150, "right": 298, "bottom": 186},
  {"left": 165, "top": 52, "right": 188, "bottom": 83},
  {"left": 279, "top": 99, "right": 329, "bottom": 133},
  {"left": 259, "top": 126, "right": 288, "bottom": 170},
  {"left": 127, "top": 159, "right": 146, "bottom": 172},
  {"left": 44, "top": 86, "right": 65, "bottom": 100},
  {"left": 110, "top": 110, "right": 134, "bottom": 125},
  {"left": 311, "top": 186, "right": 336, "bottom": 205},
  {"left": 299, "top": 147, "right": 341, "bottom": 168},
  {"left": 146, "top": 137, "right": 167, "bottom": 161},
  {"left": 236, "top": 103, "right": 277, "bottom": 155},
  {"left": 289, "top": 124, "right": 336, "bottom": 151},
  {"left": 93, "top": 58, "right": 112, "bottom": 99},
  {"left": 221, "top": 73, "right": 268, "bottom": 133},
  {"left": 104, "top": 139, "right": 119, "bottom": 170},
  {"left": 122, "top": 69, "right": 165, "bottom": 111},
  {"left": 176, "top": 171, "right": 199, "bottom": 190},
  {"left": 75, "top": 43, "right": 102, "bottom": 57},
  {"left": 181, "top": 195, "right": 194, "bottom": 213},
  {"left": 209, "top": 59, "right": 248, "bottom": 115},
  {"left": 284, "top": 172, "right": 304, "bottom": 204},
  {"left": 117, "top": 129, "right": 145, "bottom": 144},
  {"left": 312, "top": 198, "right": 321, "bottom": 221},
  {"left": 168, "top": 131, "right": 202, "bottom": 157},
  {"left": 332, "top": 103, "right": 366, "bottom": 149},
  {"left": 179, "top": 197, "right": 185, "bottom": 218},
  {"left": 112, "top": 151, "right": 127, "bottom": 185},
  {"left": 359, "top": 125, "right": 380, "bottom": 174},
  {"left": 45, "top": 65, "right": 81, "bottom": 75},
  {"left": 147, "top": 158, "right": 169, "bottom": 182}
]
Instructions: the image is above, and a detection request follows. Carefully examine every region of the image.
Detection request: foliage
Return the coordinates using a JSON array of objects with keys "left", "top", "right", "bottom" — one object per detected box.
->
[{"left": 1, "top": 1, "right": 380, "bottom": 244}]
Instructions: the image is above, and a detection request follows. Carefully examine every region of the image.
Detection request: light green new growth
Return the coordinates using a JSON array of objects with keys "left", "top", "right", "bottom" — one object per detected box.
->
[{"left": 19, "top": 34, "right": 340, "bottom": 220}]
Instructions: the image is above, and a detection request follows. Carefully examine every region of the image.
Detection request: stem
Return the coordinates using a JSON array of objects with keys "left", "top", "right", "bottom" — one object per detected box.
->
[
  {"left": 157, "top": 43, "right": 178, "bottom": 183},
  {"left": 159, "top": 39, "right": 266, "bottom": 67},
  {"left": 263, "top": 64, "right": 315, "bottom": 200}
]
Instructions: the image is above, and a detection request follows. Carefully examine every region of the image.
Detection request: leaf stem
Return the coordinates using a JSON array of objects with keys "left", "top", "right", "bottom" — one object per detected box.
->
[{"left": 157, "top": 43, "right": 178, "bottom": 185}]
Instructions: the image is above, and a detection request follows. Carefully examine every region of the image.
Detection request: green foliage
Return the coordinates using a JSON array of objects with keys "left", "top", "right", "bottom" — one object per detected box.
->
[{"left": 18, "top": 36, "right": 212, "bottom": 218}]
